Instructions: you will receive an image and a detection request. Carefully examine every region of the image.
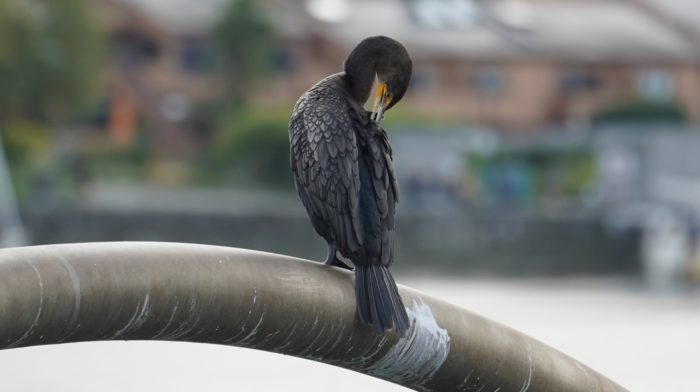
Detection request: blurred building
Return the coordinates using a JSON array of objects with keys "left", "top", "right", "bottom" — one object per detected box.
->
[
  {"left": 91, "top": 0, "right": 227, "bottom": 154},
  {"left": 262, "top": 0, "right": 700, "bottom": 131},
  {"left": 90, "top": 0, "right": 700, "bottom": 147}
]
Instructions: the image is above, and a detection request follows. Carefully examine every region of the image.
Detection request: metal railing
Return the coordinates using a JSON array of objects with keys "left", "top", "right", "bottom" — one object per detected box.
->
[{"left": 0, "top": 242, "right": 627, "bottom": 391}]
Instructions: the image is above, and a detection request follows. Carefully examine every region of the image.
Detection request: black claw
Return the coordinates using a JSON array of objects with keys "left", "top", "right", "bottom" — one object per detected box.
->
[
  {"left": 324, "top": 257, "right": 354, "bottom": 271},
  {"left": 322, "top": 243, "right": 353, "bottom": 270}
]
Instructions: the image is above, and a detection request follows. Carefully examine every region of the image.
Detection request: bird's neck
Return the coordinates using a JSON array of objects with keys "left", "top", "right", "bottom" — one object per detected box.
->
[
  {"left": 343, "top": 47, "right": 380, "bottom": 105},
  {"left": 342, "top": 72, "right": 374, "bottom": 107}
]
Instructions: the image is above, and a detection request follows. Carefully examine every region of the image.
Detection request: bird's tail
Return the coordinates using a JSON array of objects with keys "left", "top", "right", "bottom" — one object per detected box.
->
[{"left": 355, "top": 264, "right": 410, "bottom": 336}]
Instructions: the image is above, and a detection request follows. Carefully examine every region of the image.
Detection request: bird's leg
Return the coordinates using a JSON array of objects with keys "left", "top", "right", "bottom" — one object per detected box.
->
[
  {"left": 323, "top": 243, "right": 353, "bottom": 270},
  {"left": 323, "top": 243, "right": 337, "bottom": 265}
]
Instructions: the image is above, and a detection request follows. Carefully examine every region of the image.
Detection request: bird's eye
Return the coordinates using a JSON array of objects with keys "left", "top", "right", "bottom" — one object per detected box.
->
[{"left": 386, "top": 92, "right": 394, "bottom": 102}]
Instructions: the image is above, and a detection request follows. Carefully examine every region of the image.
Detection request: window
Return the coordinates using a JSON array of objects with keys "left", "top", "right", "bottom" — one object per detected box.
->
[
  {"left": 410, "top": 66, "right": 439, "bottom": 92},
  {"left": 409, "top": 0, "right": 480, "bottom": 29},
  {"left": 636, "top": 68, "right": 674, "bottom": 102},
  {"left": 180, "top": 37, "right": 211, "bottom": 73},
  {"left": 471, "top": 68, "right": 506, "bottom": 97},
  {"left": 559, "top": 69, "right": 600, "bottom": 96},
  {"left": 271, "top": 49, "right": 295, "bottom": 75},
  {"left": 111, "top": 30, "right": 160, "bottom": 65}
]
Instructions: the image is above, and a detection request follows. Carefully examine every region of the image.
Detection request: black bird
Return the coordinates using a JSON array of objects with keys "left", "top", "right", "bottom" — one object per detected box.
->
[{"left": 289, "top": 36, "right": 412, "bottom": 335}]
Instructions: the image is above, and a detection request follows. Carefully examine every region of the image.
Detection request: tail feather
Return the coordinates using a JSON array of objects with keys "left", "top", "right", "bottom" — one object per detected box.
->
[{"left": 355, "top": 264, "right": 410, "bottom": 336}]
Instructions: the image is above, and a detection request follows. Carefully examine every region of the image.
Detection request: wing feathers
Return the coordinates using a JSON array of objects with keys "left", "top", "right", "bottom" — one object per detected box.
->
[
  {"left": 290, "top": 88, "right": 363, "bottom": 253},
  {"left": 289, "top": 80, "right": 397, "bottom": 265}
]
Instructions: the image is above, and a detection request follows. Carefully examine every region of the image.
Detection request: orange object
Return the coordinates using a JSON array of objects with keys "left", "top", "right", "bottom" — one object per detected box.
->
[{"left": 108, "top": 82, "right": 137, "bottom": 145}]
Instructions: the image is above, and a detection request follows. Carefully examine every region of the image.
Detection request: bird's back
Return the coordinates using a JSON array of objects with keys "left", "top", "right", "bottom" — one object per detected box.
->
[
  {"left": 289, "top": 73, "right": 408, "bottom": 334},
  {"left": 289, "top": 75, "right": 365, "bottom": 257},
  {"left": 289, "top": 74, "right": 399, "bottom": 265}
]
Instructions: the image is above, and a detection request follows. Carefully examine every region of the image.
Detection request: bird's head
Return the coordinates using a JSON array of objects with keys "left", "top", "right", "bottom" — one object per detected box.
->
[
  {"left": 344, "top": 36, "right": 412, "bottom": 124},
  {"left": 371, "top": 38, "right": 412, "bottom": 123}
]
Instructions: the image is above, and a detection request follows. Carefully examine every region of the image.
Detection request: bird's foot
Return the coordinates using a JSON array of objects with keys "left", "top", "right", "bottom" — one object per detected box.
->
[{"left": 323, "top": 256, "right": 354, "bottom": 271}]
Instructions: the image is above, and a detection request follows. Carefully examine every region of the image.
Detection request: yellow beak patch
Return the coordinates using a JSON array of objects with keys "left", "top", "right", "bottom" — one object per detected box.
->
[{"left": 372, "top": 82, "right": 392, "bottom": 123}]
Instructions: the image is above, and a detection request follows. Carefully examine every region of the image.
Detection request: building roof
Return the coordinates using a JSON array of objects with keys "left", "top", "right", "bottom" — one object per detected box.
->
[
  {"left": 639, "top": 0, "right": 700, "bottom": 36},
  {"left": 317, "top": 0, "right": 700, "bottom": 62},
  {"left": 630, "top": 0, "right": 700, "bottom": 55},
  {"left": 110, "top": 0, "right": 700, "bottom": 62},
  {"left": 113, "top": 0, "right": 229, "bottom": 34}
]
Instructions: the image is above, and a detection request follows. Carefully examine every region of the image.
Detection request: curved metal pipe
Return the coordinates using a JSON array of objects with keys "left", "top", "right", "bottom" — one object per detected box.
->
[{"left": 0, "top": 242, "right": 627, "bottom": 391}]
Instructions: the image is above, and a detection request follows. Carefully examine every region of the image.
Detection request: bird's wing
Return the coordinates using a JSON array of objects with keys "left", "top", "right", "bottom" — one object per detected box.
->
[
  {"left": 360, "top": 123, "right": 399, "bottom": 266},
  {"left": 289, "top": 92, "right": 364, "bottom": 253}
]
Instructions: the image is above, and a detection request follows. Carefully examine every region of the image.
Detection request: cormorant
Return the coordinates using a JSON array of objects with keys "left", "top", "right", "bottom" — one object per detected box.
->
[{"left": 288, "top": 36, "right": 412, "bottom": 335}]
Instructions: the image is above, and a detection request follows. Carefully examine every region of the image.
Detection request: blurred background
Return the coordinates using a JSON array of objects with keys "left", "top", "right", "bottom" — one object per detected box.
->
[{"left": 0, "top": 0, "right": 699, "bottom": 391}]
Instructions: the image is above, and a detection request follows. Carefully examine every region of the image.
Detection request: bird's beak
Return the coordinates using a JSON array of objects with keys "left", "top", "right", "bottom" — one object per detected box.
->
[{"left": 371, "top": 82, "right": 392, "bottom": 123}]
